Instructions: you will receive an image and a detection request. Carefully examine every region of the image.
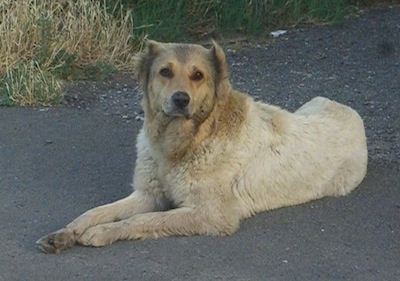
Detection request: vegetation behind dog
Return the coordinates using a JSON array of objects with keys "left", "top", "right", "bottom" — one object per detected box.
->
[{"left": 1, "top": 0, "right": 397, "bottom": 106}]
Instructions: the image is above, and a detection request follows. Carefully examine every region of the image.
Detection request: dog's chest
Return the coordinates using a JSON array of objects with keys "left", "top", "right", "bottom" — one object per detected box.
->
[{"left": 154, "top": 147, "right": 218, "bottom": 206}]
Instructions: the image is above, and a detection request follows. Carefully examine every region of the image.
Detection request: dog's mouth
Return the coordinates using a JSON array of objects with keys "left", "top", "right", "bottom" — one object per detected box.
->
[{"left": 163, "top": 107, "right": 193, "bottom": 119}]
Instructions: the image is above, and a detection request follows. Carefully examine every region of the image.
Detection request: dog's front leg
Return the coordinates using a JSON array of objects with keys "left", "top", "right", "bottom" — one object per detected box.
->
[
  {"left": 78, "top": 207, "right": 237, "bottom": 247},
  {"left": 36, "top": 190, "right": 161, "bottom": 254}
]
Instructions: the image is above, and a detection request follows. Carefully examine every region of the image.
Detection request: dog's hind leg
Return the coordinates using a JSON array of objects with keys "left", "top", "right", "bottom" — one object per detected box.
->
[{"left": 324, "top": 148, "right": 368, "bottom": 197}]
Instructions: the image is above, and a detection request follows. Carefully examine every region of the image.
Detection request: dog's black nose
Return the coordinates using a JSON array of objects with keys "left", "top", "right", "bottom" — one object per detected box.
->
[{"left": 172, "top": 91, "right": 190, "bottom": 108}]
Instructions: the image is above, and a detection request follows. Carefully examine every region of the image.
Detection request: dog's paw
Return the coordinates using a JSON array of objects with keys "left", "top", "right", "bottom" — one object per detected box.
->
[
  {"left": 36, "top": 228, "right": 76, "bottom": 254},
  {"left": 77, "top": 225, "right": 117, "bottom": 247}
]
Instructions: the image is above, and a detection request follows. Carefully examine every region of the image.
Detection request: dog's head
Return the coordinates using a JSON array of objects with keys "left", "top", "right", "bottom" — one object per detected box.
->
[{"left": 134, "top": 40, "right": 231, "bottom": 119}]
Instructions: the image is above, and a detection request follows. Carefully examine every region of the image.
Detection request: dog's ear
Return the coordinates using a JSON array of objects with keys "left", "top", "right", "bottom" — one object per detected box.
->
[
  {"left": 145, "top": 39, "right": 164, "bottom": 55},
  {"left": 210, "top": 40, "right": 228, "bottom": 81},
  {"left": 133, "top": 39, "right": 164, "bottom": 90},
  {"left": 210, "top": 40, "right": 231, "bottom": 95}
]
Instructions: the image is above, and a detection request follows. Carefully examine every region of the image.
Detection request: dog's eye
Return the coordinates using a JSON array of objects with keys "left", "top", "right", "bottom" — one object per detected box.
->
[
  {"left": 159, "top": 68, "right": 173, "bottom": 78},
  {"left": 191, "top": 71, "right": 203, "bottom": 81}
]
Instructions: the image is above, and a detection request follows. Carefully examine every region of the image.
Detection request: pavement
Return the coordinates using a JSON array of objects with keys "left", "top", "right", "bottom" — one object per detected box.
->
[{"left": 1, "top": 5, "right": 399, "bottom": 281}]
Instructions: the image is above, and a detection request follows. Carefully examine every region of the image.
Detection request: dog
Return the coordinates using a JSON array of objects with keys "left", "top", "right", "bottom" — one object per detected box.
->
[{"left": 36, "top": 40, "right": 368, "bottom": 254}]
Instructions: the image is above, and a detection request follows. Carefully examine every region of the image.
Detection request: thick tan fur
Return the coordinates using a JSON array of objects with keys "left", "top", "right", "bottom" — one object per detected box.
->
[{"left": 36, "top": 40, "right": 368, "bottom": 254}]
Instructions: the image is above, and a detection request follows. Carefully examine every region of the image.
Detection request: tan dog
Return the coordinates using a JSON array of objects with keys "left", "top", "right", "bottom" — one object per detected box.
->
[{"left": 36, "top": 40, "right": 368, "bottom": 254}]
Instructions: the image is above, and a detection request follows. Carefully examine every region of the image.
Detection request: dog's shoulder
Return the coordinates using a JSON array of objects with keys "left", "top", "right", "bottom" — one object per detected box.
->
[
  {"left": 214, "top": 90, "right": 249, "bottom": 137},
  {"left": 215, "top": 91, "right": 296, "bottom": 140}
]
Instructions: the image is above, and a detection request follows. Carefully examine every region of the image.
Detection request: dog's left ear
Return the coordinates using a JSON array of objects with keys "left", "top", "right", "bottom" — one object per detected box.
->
[
  {"left": 210, "top": 40, "right": 231, "bottom": 95},
  {"left": 210, "top": 40, "right": 229, "bottom": 81}
]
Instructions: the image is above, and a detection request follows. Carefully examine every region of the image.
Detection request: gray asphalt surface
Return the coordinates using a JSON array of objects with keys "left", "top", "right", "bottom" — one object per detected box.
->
[{"left": 1, "top": 6, "right": 399, "bottom": 281}]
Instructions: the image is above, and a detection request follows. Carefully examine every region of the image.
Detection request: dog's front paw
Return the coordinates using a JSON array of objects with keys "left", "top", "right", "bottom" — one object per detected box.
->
[
  {"left": 36, "top": 228, "right": 76, "bottom": 254},
  {"left": 77, "top": 225, "right": 118, "bottom": 247}
]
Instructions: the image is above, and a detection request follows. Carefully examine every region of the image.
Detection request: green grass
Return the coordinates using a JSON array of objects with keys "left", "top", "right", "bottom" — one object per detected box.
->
[{"left": 119, "top": 0, "right": 357, "bottom": 41}]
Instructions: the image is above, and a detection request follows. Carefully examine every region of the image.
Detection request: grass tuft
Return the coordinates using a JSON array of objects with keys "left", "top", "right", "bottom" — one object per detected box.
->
[
  {"left": 1, "top": 63, "right": 62, "bottom": 106},
  {"left": 0, "top": 0, "right": 137, "bottom": 106}
]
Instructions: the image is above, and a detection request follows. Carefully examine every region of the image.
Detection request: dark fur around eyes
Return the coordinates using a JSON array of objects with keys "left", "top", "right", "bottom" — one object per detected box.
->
[{"left": 159, "top": 68, "right": 173, "bottom": 78}]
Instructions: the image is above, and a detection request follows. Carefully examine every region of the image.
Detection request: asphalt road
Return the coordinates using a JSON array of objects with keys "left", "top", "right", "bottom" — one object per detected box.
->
[{"left": 1, "top": 6, "right": 399, "bottom": 281}]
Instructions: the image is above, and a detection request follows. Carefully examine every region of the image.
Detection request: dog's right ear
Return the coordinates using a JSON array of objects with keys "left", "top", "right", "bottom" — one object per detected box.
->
[{"left": 133, "top": 40, "right": 164, "bottom": 90}]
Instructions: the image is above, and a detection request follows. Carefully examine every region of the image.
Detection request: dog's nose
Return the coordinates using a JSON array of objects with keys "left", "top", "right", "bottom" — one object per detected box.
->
[{"left": 172, "top": 91, "right": 190, "bottom": 108}]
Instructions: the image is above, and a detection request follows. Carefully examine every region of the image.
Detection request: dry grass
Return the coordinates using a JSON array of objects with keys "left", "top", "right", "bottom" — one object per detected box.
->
[{"left": 0, "top": 0, "right": 136, "bottom": 106}]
